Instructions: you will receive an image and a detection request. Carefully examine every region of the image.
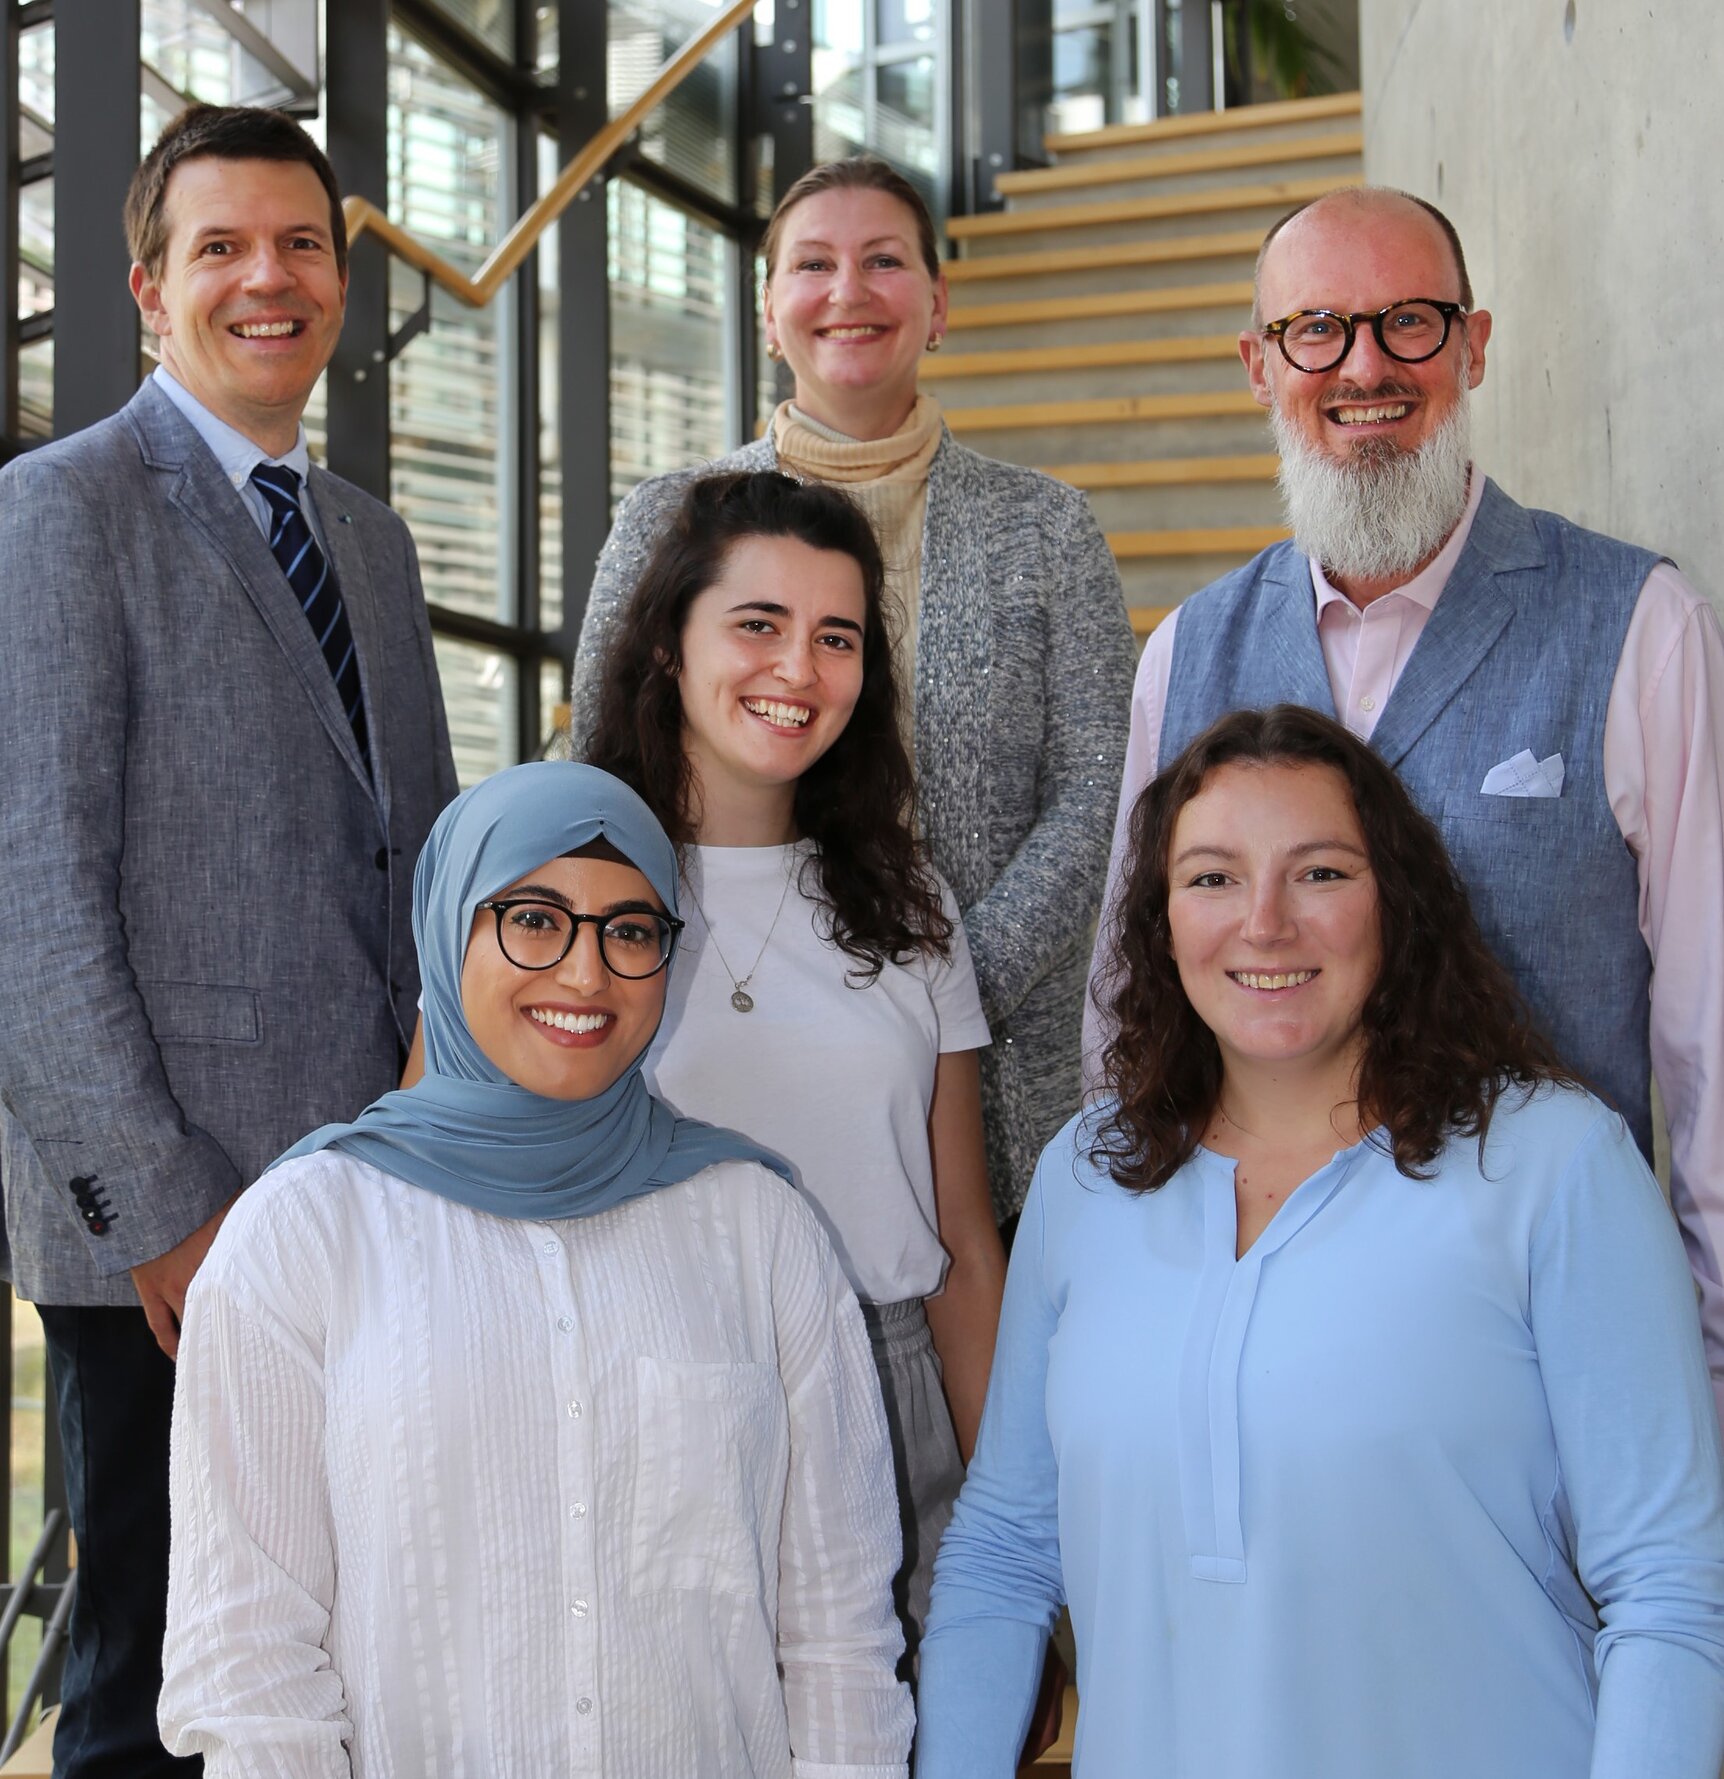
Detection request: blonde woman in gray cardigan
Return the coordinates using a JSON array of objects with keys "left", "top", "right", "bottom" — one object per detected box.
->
[{"left": 571, "top": 157, "right": 1137, "bottom": 1227}]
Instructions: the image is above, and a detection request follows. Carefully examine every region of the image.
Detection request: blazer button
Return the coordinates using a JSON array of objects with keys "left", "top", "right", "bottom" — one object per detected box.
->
[{"left": 374, "top": 847, "right": 389, "bottom": 870}]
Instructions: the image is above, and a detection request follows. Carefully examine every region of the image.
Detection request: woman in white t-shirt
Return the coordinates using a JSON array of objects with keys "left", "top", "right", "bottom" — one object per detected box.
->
[{"left": 584, "top": 468, "right": 1007, "bottom": 1666}]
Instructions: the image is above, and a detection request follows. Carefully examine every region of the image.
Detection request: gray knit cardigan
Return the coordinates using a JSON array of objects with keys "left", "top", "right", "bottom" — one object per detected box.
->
[{"left": 568, "top": 428, "right": 1137, "bottom": 1221}]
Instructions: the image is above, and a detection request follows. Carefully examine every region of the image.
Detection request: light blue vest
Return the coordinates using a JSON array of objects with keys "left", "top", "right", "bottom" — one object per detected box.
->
[{"left": 1162, "top": 478, "right": 1660, "bottom": 1159}]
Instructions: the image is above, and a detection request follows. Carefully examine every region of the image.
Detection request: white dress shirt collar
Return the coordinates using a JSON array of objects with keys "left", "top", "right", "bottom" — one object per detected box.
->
[{"left": 151, "top": 363, "right": 312, "bottom": 494}]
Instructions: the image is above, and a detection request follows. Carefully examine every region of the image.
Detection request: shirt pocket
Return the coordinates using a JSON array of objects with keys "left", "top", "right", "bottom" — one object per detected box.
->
[{"left": 629, "top": 1355, "right": 787, "bottom": 1597}]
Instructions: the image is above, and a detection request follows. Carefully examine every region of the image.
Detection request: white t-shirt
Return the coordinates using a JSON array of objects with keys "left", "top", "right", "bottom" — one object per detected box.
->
[{"left": 644, "top": 842, "right": 991, "bottom": 1305}]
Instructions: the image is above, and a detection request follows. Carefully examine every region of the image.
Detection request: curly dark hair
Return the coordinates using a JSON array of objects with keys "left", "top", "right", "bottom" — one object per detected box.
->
[
  {"left": 584, "top": 469, "right": 951, "bottom": 977},
  {"left": 1091, "top": 704, "right": 1582, "bottom": 1192}
]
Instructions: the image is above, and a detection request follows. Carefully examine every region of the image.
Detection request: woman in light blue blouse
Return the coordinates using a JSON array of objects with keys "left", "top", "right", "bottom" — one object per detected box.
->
[{"left": 917, "top": 705, "right": 1724, "bottom": 1779}]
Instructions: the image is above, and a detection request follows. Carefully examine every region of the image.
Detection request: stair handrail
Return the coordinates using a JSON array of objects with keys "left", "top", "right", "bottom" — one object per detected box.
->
[{"left": 342, "top": 0, "right": 756, "bottom": 309}]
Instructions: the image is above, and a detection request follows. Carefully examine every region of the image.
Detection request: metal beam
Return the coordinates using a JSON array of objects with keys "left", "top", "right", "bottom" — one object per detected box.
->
[
  {"left": 323, "top": 0, "right": 391, "bottom": 501},
  {"left": 1, "top": 0, "right": 20, "bottom": 444},
  {"left": 53, "top": 0, "right": 141, "bottom": 440},
  {"left": 511, "top": 0, "right": 544, "bottom": 761},
  {"left": 556, "top": 0, "right": 611, "bottom": 651},
  {"left": 757, "top": 6, "right": 812, "bottom": 206}
]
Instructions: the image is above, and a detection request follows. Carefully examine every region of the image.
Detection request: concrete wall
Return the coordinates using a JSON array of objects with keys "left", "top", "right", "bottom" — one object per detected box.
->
[{"left": 1360, "top": 0, "right": 1724, "bottom": 612}]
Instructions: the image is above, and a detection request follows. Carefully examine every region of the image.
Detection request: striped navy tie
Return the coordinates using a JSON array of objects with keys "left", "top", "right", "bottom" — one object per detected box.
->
[{"left": 249, "top": 465, "right": 369, "bottom": 761}]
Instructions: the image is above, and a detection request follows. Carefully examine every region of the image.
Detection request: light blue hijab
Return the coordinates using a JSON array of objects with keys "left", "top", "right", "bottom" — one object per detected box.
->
[{"left": 273, "top": 760, "right": 791, "bottom": 1217}]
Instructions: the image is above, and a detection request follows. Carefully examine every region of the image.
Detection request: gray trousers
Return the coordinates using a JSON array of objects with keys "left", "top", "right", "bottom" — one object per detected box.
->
[{"left": 861, "top": 1297, "right": 965, "bottom": 1679}]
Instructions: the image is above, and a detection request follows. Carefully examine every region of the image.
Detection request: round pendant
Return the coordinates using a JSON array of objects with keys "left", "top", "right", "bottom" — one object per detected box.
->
[{"left": 730, "top": 988, "right": 755, "bottom": 1013}]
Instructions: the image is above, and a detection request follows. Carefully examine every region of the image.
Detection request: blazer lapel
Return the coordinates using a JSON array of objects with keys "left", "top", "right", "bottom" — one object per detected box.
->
[
  {"left": 1368, "top": 479, "right": 1543, "bottom": 769},
  {"left": 129, "top": 385, "right": 376, "bottom": 801},
  {"left": 310, "top": 467, "right": 391, "bottom": 819},
  {"left": 1257, "top": 547, "right": 1336, "bottom": 715}
]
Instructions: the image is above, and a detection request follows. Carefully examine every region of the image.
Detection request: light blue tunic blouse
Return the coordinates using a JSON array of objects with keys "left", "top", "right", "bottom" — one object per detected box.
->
[{"left": 917, "top": 1087, "right": 1724, "bottom": 1779}]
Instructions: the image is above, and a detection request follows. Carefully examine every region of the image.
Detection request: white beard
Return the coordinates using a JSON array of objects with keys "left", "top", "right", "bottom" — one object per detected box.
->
[{"left": 1271, "top": 387, "right": 1473, "bottom": 587}]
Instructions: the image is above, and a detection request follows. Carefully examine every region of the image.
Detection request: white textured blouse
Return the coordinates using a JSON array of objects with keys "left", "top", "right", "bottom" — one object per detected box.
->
[{"left": 160, "top": 1150, "right": 912, "bottom": 1778}]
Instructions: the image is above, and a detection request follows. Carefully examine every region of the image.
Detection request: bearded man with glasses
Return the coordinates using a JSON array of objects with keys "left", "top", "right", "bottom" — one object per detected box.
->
[{"left": 1085, "top": 185, "right": 1724, "bottom": 1436}]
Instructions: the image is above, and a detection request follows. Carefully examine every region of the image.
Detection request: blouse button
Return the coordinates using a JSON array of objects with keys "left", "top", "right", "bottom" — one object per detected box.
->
[
  {"left": 557, "top": 1315, "right": 575, "bottom": 1333},
  {"left": 575, "top": 1698, "right": 593, "bottom": 1715}
]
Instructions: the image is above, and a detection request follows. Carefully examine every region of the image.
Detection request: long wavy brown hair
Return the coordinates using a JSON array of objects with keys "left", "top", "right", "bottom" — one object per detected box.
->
[
  {"left": 1091, "top": 705, "right": 1582, "bottom": 1192},
  {"left": 584, "top": 469, "right": 951, "bottom": 978}
]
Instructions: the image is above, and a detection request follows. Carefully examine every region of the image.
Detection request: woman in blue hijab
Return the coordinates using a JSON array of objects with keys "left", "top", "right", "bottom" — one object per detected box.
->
[{"left": 159, "top": 763, "right": 913, "bottom": 1777}]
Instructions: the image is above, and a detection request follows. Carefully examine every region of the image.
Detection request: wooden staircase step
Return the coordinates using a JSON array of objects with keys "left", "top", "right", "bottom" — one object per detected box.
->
[
  {"left": 1130, "top": 604, "right": 1176, "bottom": 638},
  {"left": 1045, "top": 90, "right": 1361, "bottom": 156},
  {"left": 948, "top": 280, "right": 1253, "bottom": 330},
  {"left": 996, "top": 129, "right": 1363, "bottom": 198},
  {"left": 944, "top": 228, "right": 1264, "bottom": 286},
  {"left": 1109, "top": 523, "right": 1289, "bottom": 558},
  {"left": 947, "top": 174, "right": 1358, "bottom": 242},
  {"left": 923, "top": 335, "right": 1240, "bottom": 379},
  {"left": 0, "top": 1708, "right": 56, "bottom": 1776},
  {"left": 1044, "top": 452, "right": 1277, "bottom": 489},
  {"left": 943, "top": 390, "right": 1263, "bottom": 433}
]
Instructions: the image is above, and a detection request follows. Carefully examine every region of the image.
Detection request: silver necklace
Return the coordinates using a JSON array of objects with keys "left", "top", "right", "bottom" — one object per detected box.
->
[{"left": 686, "top": 851, "right": 798, "bottom": 1013}]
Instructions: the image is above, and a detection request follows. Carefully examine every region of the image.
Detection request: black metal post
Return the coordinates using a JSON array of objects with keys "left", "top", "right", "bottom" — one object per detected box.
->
[
  {"left": 757, "top": 8, "right": 812, "bottom": 206},
  {"left": 556, "top": 0, "right": 611, "bottom": 646},
  {"left": 513, "top": 0, "right": 544, "bottom": 758},
  {"left": 1, "top": 0, "right": 20, "bottom": 449},
  {"left": 52, "top": 0, "right": 140, "bottom": 440},
  {"left": 324, "top": 0, "right": 391, "bottom": 501},
  {"left": 731, "top": 10, "right": 762, "bottom": 447}
]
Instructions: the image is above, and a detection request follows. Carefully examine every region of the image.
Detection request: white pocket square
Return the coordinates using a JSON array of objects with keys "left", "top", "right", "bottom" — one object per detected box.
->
[{"left": 1480, "top": 749, "right": 1565, "bottom": 798}]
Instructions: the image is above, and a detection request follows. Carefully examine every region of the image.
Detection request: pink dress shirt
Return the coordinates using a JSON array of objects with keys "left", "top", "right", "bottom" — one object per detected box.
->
[{"left": 1085, "top": 472, "right": 1724, "bottom": 1430}]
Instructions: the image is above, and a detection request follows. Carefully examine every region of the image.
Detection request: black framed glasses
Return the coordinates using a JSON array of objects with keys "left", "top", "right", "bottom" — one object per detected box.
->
[
  {"left": 478, "top": 900, "right": 684, "bottom": 978},
  {"left": 1261, "top": 298, "right": 1468, "bottom": 373}
]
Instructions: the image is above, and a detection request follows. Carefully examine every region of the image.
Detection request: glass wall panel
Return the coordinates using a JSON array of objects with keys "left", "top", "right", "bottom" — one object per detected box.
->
[
  {"left": 540, "top": 656, "right": 568, "bottom": 748},
  {"left": 18, "top": 19, "right": 51, "bottom": 127},
  {"left": 386, "top": 24, "right": 516, "bottom": 625},
  {"left": 19, "top": 177, "right": 51, "bottom": 315},
  {"left": 607, "top": 178, "right": 728, "bottom": 504},
  {"left": 434, "top": 636, "right": 519, "bottom": 786},
  {"left": 811, "top": 59, "right": 865, "bottom": 165},
  {"left": 875, "top": 54, "right": 936, "bottom": 205},
  {"left": 810, "top": 0, "right": 942, "bottom": 219},
  {"left": 877, "top": 0, "right": 935, "bottom": 47},
  {"left": 140, "top": 0, "right": 258, "bottom": 107},
  {"left": 1050, "top": 18, "right": 1112, "bottom": 135},
  {"left": 535, "top": 4, "right": 558, "bottom": 75},
  {"left": 608, "top": 0, "right": 737, "bottom": 204},
  {"left": 16, "top": 337, "right": 51, "bottom": 440}
]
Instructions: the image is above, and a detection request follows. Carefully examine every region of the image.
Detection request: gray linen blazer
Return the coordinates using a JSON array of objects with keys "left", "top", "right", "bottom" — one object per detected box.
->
[
  {"left": 569, "top": 430, "right": 1136, "bottom": 1220},
  {"left": 0, "top": 379, "right": 458, "bottom": 1306}
]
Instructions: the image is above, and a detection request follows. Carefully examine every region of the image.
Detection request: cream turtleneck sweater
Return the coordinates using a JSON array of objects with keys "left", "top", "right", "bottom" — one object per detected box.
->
[{"left": 770, "top": 395, "right": 943, "bottom": 722}]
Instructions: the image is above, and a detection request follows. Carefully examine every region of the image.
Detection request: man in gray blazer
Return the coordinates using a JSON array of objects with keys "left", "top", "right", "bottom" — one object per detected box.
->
[{"left": 0, "top": 105, "right": 457, "bottom": 1775}]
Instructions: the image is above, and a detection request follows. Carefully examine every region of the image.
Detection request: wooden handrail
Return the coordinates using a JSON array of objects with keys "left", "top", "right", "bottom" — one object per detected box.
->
[{"left": 343, "top": 0, "right": 756, "bottom": 309}]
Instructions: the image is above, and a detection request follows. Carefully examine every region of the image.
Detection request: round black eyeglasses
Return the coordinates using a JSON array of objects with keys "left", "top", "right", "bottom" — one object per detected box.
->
[
  {"left": 1261, "top": 298, "right": 1467, "bottom": 374},
  {"left": 478, "top": 900, "right": 684, "bottom": 978}
]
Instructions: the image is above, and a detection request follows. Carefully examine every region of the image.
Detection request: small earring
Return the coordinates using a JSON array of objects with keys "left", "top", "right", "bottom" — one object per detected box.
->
[
  {"left": 766, "top": 340, "right": 783, "bottom": 361},
  {"left": 925, "top": 334, "right": 943, "bottom": 353}
]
